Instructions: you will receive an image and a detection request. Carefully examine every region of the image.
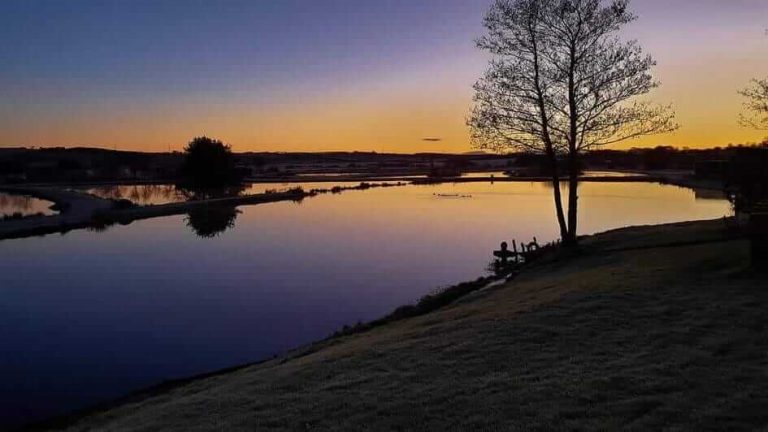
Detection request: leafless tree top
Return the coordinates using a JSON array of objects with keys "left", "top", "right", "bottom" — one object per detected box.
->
[
  {"left": 469, "top": 0, "right": 678, "bottom": 155},
  {"left": 740, "top": 78, "right": 768, "bottom": 130}
]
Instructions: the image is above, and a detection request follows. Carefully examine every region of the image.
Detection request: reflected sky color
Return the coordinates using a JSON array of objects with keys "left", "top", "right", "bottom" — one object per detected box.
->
[
  {"left": 1, "top": 1, "right": 767, "bottom": 151},
  {"left": 77, "top": 172, "right": 644, "bottom": 205},
  {"left": 0, "top": 181, "right": 730, "bottom": 426},
  {"left": 77, "top": 182, "right": 372, "bottom": 205},
  {"left": 0, "top": 192, "right": 56, "bottom": 217}
]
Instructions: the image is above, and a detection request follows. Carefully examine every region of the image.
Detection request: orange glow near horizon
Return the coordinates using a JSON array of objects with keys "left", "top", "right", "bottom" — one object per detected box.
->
[
  {"left": 6, "top": 82, "right": 768, "bottom": 154},
  {"left": 1, "top": 1, "right": 767, "bottom": 154}
]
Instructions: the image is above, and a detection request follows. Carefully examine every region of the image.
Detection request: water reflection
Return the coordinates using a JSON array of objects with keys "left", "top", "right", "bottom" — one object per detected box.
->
[
  {"left": 582, "top": 170, "right": 646, "bottom": 178},
  {"left": 185, "top": 205, "right": 241, "bottom": 238},
  {"left": 79, "top": 182, "right": 363, "bottom": 206},
  {"left": 0, "top": 181, "right": 732, "bottom": 428},
  {"left": 694, "top": 188, "right": 728, "bottom": 201},
  {"left": 81, "top": 184, "right": 250, "bottom": 205},
  {"left": 81, "top": 184, "right": 185, "bottom": 205},
  {"left": 0, "top": 192, "right": 57, "bottom": 218},
  {"left": 175, "top": 185, "right": 247, "bottom": 201},
  {"left": 459, "top": 170, "right": 644, "bottom": 179},
  {"left": 461, "top": 171, "right": 507, "bottom": 178}
]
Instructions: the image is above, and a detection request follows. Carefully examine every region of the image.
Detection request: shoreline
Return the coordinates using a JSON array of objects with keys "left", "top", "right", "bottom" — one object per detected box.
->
[
  {"left": 13, "top": 223, "right": 602, "bottom": 431},
  {"left": 20, "top": 273, "right": 510, "bottom": 432},
  {"left": 0, "top": 187, "right": 308, "bottom": 241},
  {"left": 22, "top": 216, "right": 759, "bottom": 431},
  {"left": 0, "top": 182, "right": 406, "bottom": 241},
  {"left": 0, "top": 171, "right": 719, "bottom": 242}
]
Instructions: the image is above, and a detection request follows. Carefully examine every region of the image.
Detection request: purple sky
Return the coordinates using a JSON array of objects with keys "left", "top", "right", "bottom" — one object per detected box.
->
[{"left": 1, "top": 0, "right": 766, "bottom": 152}]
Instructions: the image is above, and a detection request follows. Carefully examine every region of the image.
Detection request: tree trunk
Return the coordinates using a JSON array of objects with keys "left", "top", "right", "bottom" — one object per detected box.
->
[
  {"left": 564, "top": 152, "right": 580, "bottom": 246},
  {"left": 546, "top": 151, "right": 569, "bottom": 241},
  {"left": 530, "top": 32, "right": 567, "bottom": 242},
  {"left": 564, "top": 42, "right": 579, "bottom": 247}
]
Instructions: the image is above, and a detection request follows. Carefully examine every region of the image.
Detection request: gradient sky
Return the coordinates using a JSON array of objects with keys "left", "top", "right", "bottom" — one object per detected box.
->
[{"left": 1, "top": 0, "right": 767, "bottom": 153}]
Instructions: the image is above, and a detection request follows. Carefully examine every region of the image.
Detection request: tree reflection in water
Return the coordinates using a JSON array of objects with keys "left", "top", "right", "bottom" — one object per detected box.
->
[
  {"left": 175, "top": 185, "right": 246, "bottom": 201},
  {"left": 0, "top": 193, "right": 33, "bottom": 212},
  {"left": 83, "top": 184, "right": 247, "bottom": 206},
  {"left": 185, "top": 205, "right": 241, "bottom": 238},
  {"left": 0, "top": 192, "right": 56, "bottom": 217},
  {"left": 86, "top": 184, "right": 183, "bottom": 205},
  {"left": 177, "top": 185, "right": 246, "bottom": 237}
]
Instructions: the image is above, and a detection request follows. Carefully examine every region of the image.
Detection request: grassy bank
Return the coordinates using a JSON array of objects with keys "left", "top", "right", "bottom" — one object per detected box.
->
[{"left": 41, "top": 218, "right": 768, "bottom": 431}]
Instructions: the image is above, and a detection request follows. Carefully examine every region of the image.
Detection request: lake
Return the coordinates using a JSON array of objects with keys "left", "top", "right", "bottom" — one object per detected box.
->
[
  {"left": 73, "top": 171, "right": 643, "bottom": 206},
  {"left": 74, "top": 182, "right": 367, "bottom": 206},
  {"left": 0, "top": 181, "right": 730, "bottom": 428},
  {"left": 0, "top": 192, "right": 57, "bottom": 218}
]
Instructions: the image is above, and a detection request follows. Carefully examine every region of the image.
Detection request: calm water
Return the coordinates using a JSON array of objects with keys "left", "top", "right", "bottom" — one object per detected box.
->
[
  {"left": 77, "top": 182, "right": 370, "bottom": 206},
  {"left": 75, "top": 171, "right": 644, "bottom": 206},
  {"left": 582, "top": 170, "right": 647, "bottom": 177},
  {"left": 0, "top": 192, "right": 57, "bottom": 218},
  {"left": 75, "top": 184, "right": 186, "bottom": 206},
  {"left": 0, "top": 181, "right": 730, "bottom": 427}
]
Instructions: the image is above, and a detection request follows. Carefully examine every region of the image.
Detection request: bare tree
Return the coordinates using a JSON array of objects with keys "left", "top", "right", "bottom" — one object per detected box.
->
[
  {"left": 469, "top": 0, "right": 677, "bottom": 246},
  {"left": 740, "top": 78, "right": 768, "bottom": 130}
]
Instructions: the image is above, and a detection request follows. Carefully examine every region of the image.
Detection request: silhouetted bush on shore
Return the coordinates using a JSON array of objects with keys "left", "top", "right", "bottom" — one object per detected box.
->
[{"left": 178, "top": 137, "right": 242, "bottom": 188}]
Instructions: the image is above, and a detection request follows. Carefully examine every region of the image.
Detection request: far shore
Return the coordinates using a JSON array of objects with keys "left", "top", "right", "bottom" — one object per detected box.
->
[
  {"left": 0, "top": 169, "right": 722, "bottom": 242},
  {"left": 0, "top": 181, "right": 410, "bottom": 241}
]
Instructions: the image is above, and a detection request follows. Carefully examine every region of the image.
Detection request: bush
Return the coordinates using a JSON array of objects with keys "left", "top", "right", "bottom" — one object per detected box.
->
[{"left": 178, "top": 137, "right": 242, "bottom": 188}]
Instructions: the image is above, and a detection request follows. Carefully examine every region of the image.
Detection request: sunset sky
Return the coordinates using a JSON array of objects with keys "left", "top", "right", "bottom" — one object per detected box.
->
[{"left": 1, "top": 0, "right": 767, "bottom": 153}]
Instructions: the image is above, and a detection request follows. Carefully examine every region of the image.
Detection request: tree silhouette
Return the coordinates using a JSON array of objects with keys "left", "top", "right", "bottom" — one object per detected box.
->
[
  {"left": 185, "top": 205, "right": 240, "bottom": 238},
  {"left": 179, "top": 136, "right": 241, "bottom": 188},
  {"left": 740, "top": 79, "right": 768, "bottom": 130},
  {"left": 469, "top": 0, "right": 677, "bottom": 246}
]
